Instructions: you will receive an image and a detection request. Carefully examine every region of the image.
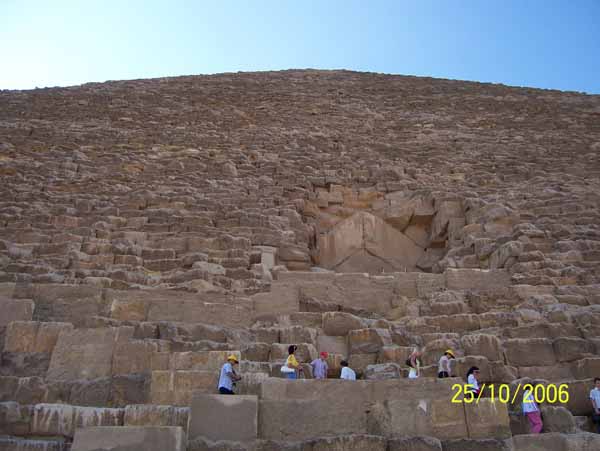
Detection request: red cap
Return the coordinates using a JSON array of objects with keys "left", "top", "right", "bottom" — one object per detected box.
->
[{"left": 320, "top": 351, "right": 329, "bottom": 358}]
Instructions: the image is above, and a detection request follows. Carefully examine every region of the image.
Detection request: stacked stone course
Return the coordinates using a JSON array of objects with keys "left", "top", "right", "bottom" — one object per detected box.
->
[{"left": 1, "top": 70, "right": 600, "bottom": 449}]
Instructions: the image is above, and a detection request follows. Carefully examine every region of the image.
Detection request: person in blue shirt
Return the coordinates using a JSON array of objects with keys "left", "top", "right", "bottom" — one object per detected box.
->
[{"left": 218, "top": 354, "right": 241, "bottom": 394}]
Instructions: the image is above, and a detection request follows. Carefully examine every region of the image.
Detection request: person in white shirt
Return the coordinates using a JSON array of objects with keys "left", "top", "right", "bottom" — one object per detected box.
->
[
  {"left": 522, "top": 384, "right": 543, "bottom": 433},
  {"left": 465, "top": 366, "right": 481, "bottom": 395},
  {"left": 407, "top": 348, "right": 422, "bottom": 379},
  {"left": 340, "top": 360, "right": 356, "bottom": 380},
  {"left": 437, "top": 349, "right": 455, "bottom": 378},
  {"left": 218, "top": 354, "right": 241, "bottom": 395},
  {"left": 589, "top": 377, "right": 600, "bottom": 433}
]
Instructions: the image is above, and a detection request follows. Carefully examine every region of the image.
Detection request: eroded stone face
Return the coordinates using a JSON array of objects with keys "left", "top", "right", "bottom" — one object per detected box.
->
[{"left": 0, "top": 70, "right": 599, "bottom": 449}]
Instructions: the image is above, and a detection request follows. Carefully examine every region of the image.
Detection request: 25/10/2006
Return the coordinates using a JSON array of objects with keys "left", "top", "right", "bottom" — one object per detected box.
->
[{"left": 450, "top": 383, "right": 570, "bottom": 404}]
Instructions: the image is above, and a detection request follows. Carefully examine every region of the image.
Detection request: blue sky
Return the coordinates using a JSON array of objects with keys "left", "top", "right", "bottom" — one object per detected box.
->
[{"left": 2, "top": 0, "right": 599, "bottom": 93}]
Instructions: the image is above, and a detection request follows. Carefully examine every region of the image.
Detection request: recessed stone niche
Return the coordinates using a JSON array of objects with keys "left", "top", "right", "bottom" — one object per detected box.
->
[{"left": 304, "top": 186, "right": 465, "bottom": 274}]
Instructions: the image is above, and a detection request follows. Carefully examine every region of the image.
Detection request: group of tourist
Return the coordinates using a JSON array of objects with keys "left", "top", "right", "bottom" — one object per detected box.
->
[
  {"left": 217, "top": 349, "right": 600, "bottom": 436},
  {"left": 280, "top": 345, "right": 356, "bottom": 380}
]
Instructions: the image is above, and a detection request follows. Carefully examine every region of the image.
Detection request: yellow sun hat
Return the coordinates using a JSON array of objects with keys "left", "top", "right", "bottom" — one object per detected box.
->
[
  {"left": 227, "top": 354, "right": 239, "bottom": 363},
  {"left": 445, "top": 349, "right": 455, "bottom": 358}
]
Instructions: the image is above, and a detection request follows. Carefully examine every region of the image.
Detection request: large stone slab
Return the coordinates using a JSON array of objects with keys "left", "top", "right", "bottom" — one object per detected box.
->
[
  {"left": 464, "top": 399, "right": 511, "bottom": 439},
  {"left": 189, "top": 394, "right": 257, "bottom": 442},
  {"left": 151, "top": 370, "right": 218, "bottom": 406},
  {"left": 0, "top": 299, "right": 34, "bottom": 326},
  {"left": 27, "top": 284, "right": 108, "bottom": 327},
  {"left": 445, "top": 269, "right": 510, "bottom": 291},
  {"left": 46, "top": 328, "right": 120, "bottom": 381},
  {"left": 71, "top": 426, "right": 186, "bottom": 451},
  {"left": 4, "top": 321, "right": 73, "bottom": 353},
  {"left": 512, "top": 432, "right": 600, "bottom": 451}
]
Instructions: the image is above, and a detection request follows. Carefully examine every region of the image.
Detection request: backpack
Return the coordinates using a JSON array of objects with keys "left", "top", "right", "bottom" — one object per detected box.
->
[{"left": 405, "top": 358, "right": 413, "bottom": 368}]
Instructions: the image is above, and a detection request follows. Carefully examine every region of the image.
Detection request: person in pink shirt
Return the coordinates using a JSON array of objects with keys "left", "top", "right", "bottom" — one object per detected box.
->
[{"left": 311, "top": 351, "right": 329, "bottom": 379}]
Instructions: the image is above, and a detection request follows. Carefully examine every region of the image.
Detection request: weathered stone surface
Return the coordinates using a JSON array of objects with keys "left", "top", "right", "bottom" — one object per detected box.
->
[
  {"left": 442, "top": 438, "right": 513, "bottom": 451},
  {"left": 124, "top": 404, "right": 189, "bottom": 428},
  {"left": 463, "top": 399, "right": 511, "bottom": 439},
  {"left": 503, "top": 338, "right": 556, "bottom": 367},
  {"left": 540, "top": 406, "right": 577, "bottom": 434},
  {"left": 2, "top": 69, "right": 600, "bottom": 449},
  {"left": 348, "top": 328, "right": 392, "bottom": 354},
  {"left": 388, "top": 436, "right": 442, "bottom": 451},
  {"left": 190, "top": 394, "right": 257, "bottom": 442},
  {"left": 71, "top": 426, "right": 186, "bottom": 451},
  {"left": 322, "top": 312, "right": 365, "bottom": 336},
  {"left": 47, "top": 328, "right": 119, "bottom": 381},
  {"left": 0, "top": 299, "right": 34, "bottom": 327},
  {"left": 512, "top": 432, "right": 600, "bottom": 451}
]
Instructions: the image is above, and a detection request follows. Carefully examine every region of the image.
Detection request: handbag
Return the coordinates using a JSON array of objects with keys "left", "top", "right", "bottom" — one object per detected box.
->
[{"left": 280, "top": 364, "right": 294, "bottom": 374}]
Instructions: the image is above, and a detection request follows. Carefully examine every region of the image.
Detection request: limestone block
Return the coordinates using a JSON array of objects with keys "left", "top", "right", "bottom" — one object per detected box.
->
[
  {"left": 490, "top": 241, "right": 523, "bottom": 269},
  {"left": 553, "top": 337, "right": 595, "bottom": 362},
  {"left": 253, "top": 327, "right": 281, "bottom": 343},
  {"left": 461, "top": 334, "right": 503, "bottom": 361},
  {"left": 0, "top": 438, "right": 67, "bottom": 451},
  {"left": 322, "top": 311, "right": 365, "bottom": 336},
  {"left": 388, "top": 436, "right": 442, "bottom": 451},
  {"left": 377, "top": 346, "right": 412, "bottom": 365},
  {"left": 28, "top": 284, "right": 107, "bottom": 327},
  {"left": 518, "top": 364, "right": 573, "bottom": 382},
  {"left": 71, "top": 426, "right": 186, "bottom": 451},
  {"left": 0, "top": 401, "right": 31, "bottom": 436},
  {"left": 0, "top": 299, "right": 34, "bottom": 326},
  {"left": 364, "top": 363, "right": 401, "bottom": 380},
  {"left": 280, "top": 326, "right": 317, "bottom": 345},
  {"left": 464, "top": 399, "right": 510, "bottom": 438},
  {"left": 112, "top": 340, "right": 158, "bottom": 375},
  {"left": 317, "top": 335, "right": 348, "bottom": 356},
  {"left": 310, "top": 434, "right": 388, "bottom": 450},
  {"left": 109, "top": 297, "right": 148, "bottom": 321},
  {"left": 540, "top": 406, "right": 577, "bottom": 433},
  {"left": 348, "top": 354, "right": 377, "bottom": 376},
  {"left": 512, "top": 432, "right": 600, "bottom": 451},
  {"left": 445, "top": 269, "right": 510, "bottom": 291},
  {"left": 394, "top": 272, "right": 419, "bottom": 298},
  {"left": 148, "top": 300, "right": 252, "bottom": 327},
  {"left": 348, "top": 328, "right": 392, "bottom": 354},
  {"left": 189, "top": 394, "right": 257, "bottom": 442},
  {"left": 367, "top": 397, "right": 467, "bottom": 440},
  {"left": 0, "top": 376, "right": 46, "bottom": 405},
  {"left": 171, "top": 350, "right": 241, "bottom": 371},
  {"left": 124, "top": 404, "right": 189, "bottom": 428},
  {"left": 111, "top": 374, "right": 150, "bottom": 406},
  {"left": 572, "top": 358, "right": 600, "bottom": 379},
  {"left": 253, "top": 282, "right": 299, "bottom": 316},
  {"left": 442, "top": 438, "right": 513, "bottom": 451},
  {"left": 260, "top": 398, "right": 367, "bottom": 440},
  {"left": 489, "top": 361, "right": 518, "bottom": 383},
  {"left": 428, "top": 314, "right": 482, "bottom": 334},
  {"left": 35, "top": 322, "right": 74, "bottom": 353},
  {"left": 31, "top": 404, "right": 122, "bottom": 438},
  {"left": 417, "top": 273, "right": 446, "bottom": 299},
  {"left": 562, "top": 379, "right": 595, "bottom": 416},
  {"left": 430, "top": 200, "right": 463, "bottom": 241},
  {"left": 4, "top": 321, "right": 39, "bottom": 353},
  {"left": 242, "top": 342, "right": 271, "bottom": 361},
  {"left": 151, "top": 370, "right": 218, "bottom": 406},
  {"left": 503, "top": 338, "right": 556, "bottom": 367},
  {"left": 47, "top": 328, "right": 118, "bottom": 381}
]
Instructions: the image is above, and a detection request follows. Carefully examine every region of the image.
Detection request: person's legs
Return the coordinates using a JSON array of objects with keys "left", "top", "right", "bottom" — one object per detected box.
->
[
  {"left": 437, "top": 371, "right": 449, "bottom": 378},
  {"left": 527, "top": 412, "right": 543, "bottom": 434},
  {"left": 592, "top": 413, "right": 600, "bottom": 433},
  {"left": 219, "top": 387, "right": 234, "bottom": 395}
]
